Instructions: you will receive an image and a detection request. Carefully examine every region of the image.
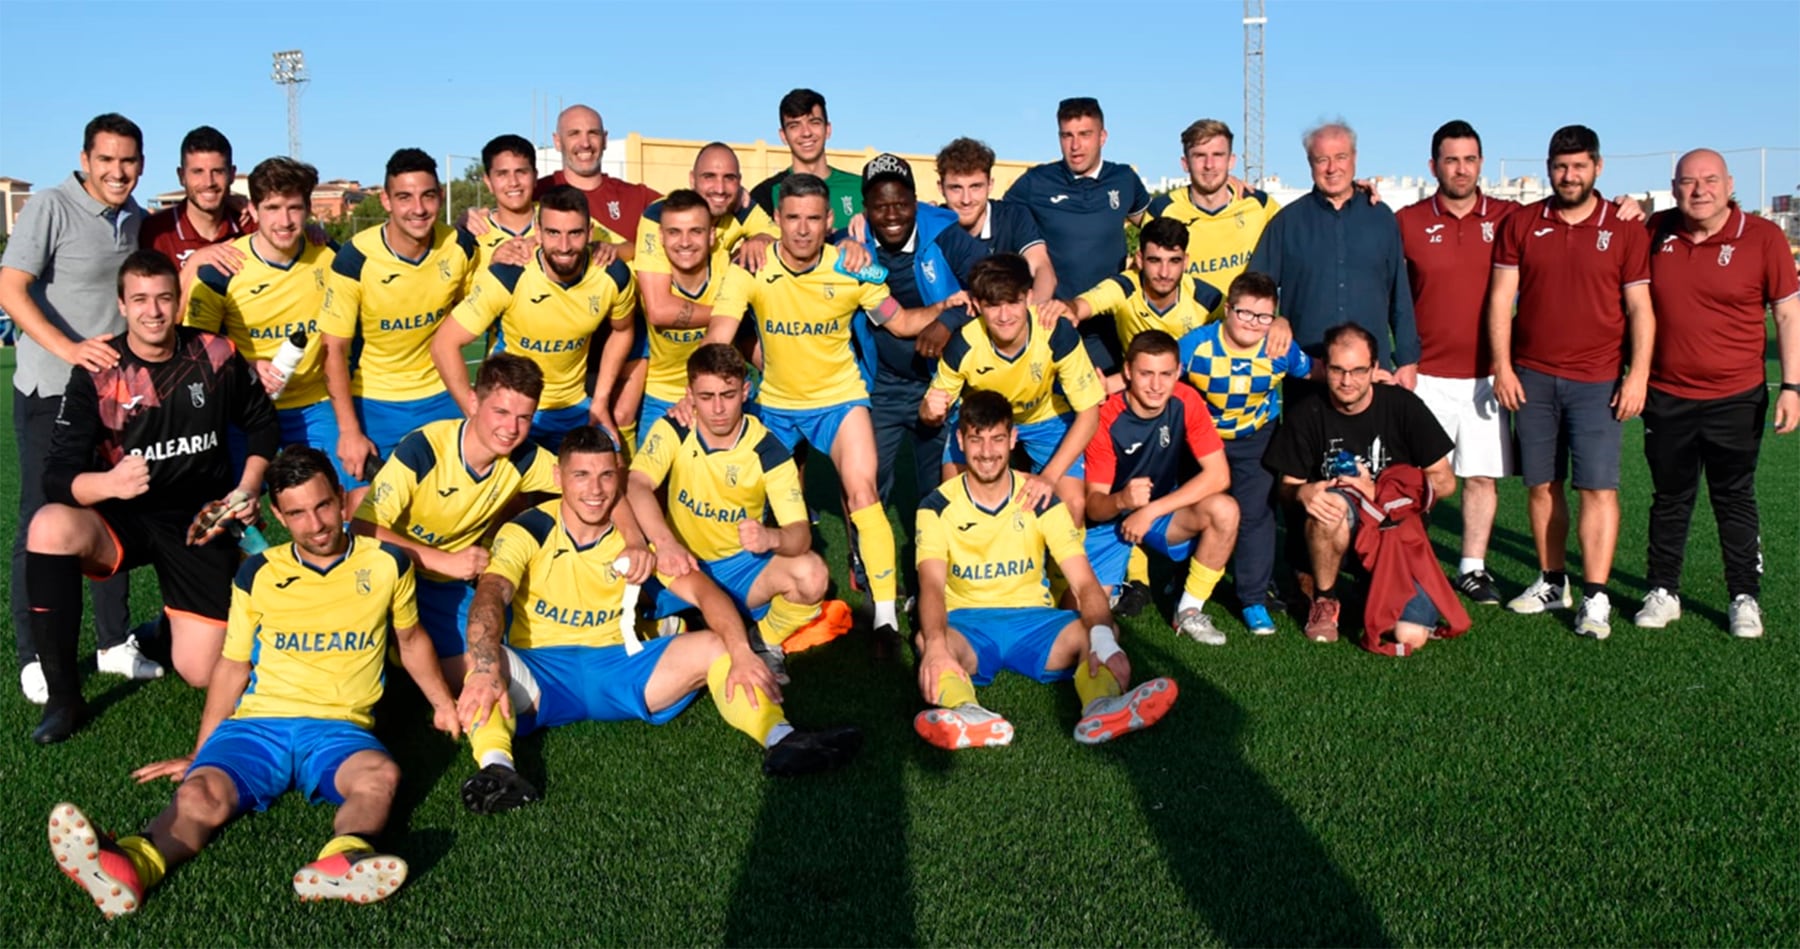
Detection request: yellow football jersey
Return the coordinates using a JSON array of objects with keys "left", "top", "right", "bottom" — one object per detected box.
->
[
  {"left": 639, "top": 251, "right": 753, "bottom": 402},
  {"left": 1143, "top": 185, "right": 1281, "bottom": 295},
  {"left": 186, "top": 235, "right": 334, "bottom": 411},
  {"left": 742, "top": 243, "right": 890, "bottom": 410},
  {"left": 465, "top": 206, "right": 623, "bottom": 274},
  {"left": 486, "top": 500, "right": 630, "bottom": 650},
  {"left": 916, "top": 471, "right": 1087, "bottom": 611},
  {"left": 630, "top": 414, "right": 806, "bottom": 563},
  {"left": 318, "top": 222, "right": 477, "bottom": 401},
  {"left": 633, "top": 200, "right": 779, "bottom": 275},
  {"left": 932, "top": 316, "right": 1103, "bottom": 425},
  {"left": 449, "top": 253, "right": 636, "bottom": 411},
  {"left": 1076, "top": 271, "right": 1224, "bottom": 354},
  {"left": 222, "top": 536, "right": 418, "bottom": 728},
  {"left": 355, "top": 418, "right": 558, "bottom": 580}
]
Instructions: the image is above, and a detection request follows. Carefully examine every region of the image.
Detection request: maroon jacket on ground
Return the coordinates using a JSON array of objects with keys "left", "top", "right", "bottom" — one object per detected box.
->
[{"left": 1349, "top": 464, "right": 1471, "bottom": 656}]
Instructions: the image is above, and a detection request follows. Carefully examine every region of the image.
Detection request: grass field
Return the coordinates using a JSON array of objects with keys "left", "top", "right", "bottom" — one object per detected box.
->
[{"left": 1, "top": 345, "right": 1796, "bottom": 946}]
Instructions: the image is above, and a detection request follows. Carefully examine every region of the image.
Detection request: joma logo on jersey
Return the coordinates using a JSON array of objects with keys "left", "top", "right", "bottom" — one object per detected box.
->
[
  {"left": 529, "top": 293, "right": 552, "bottom": 304},
  {"left": 380, "top": 274, "right": 401, "bottom": 285},
  {"left": 249, "top": 282, "right": 272, "bottom": 295}
]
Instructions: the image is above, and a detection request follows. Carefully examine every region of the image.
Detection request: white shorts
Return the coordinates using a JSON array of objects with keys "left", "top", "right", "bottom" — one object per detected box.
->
[{"left": 1414, "top": 373, "right": 1514, "bottom": 479}]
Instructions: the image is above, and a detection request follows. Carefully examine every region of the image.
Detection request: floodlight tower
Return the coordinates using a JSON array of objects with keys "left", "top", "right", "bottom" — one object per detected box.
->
[
  {"left": 271, "top": 50, "right": 308, "bottom": 159},
  {"left": 1243, "top": 1, "right": 1266, "bottom": 186}
]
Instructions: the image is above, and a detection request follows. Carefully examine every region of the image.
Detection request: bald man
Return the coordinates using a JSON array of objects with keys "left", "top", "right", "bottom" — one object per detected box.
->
[
  {"left": 1633, "top": 149, "right": 1799, "bottom": 639},
  {"left": 536, "top": 104, "right": 661, "bottom": 244}
]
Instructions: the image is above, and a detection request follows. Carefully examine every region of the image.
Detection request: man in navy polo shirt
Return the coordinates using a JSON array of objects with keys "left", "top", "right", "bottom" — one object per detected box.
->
[
  {"left": 1002, "top": 97, "right": 1150, "bottom": 373},
  {"left": 934, "top": 137, "right": 1057, "bottom": 304}
]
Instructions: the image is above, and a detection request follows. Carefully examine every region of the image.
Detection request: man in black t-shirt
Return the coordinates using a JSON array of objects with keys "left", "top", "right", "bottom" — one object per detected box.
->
[
  {"left": 1265, "top": 324, "right": 1454, "bottom": 645},
  {"left": 25, "top": 250, "right": 277, "bottom": 744}
]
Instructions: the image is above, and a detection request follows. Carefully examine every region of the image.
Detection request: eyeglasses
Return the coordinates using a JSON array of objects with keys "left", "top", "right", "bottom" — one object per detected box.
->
[
  {"left": 1326, "top": 365, "right": 1373, "bottom": 380},
  {"left": 1230, "top": 307, "right": 1276, "bottom": 325}
]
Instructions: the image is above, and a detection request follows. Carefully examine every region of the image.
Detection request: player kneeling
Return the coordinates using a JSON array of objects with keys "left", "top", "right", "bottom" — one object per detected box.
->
[
  {"left": 456, "top": 425, "right": 860, "bottom": 814},
  {"left": 1084, "top": 330, "right": 1239, "bottom": 644},
  {"left": 47, "top": 447, "right": 461, "bottom": 917},
  {"left": 912, "top": 389, "right": 1178, "bottom": 750}
]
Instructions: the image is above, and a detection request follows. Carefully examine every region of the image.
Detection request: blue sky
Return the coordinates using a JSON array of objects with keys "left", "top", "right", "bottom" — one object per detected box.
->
[{"left": 3, "top": 0, "right": 1796, "bottom": 203}]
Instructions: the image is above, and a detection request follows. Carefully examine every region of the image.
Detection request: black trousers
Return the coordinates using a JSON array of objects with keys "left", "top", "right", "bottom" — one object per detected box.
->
[
  {"left": 11, "top": 391, "right": 131, "bottom": 668},
  {"left": 1642, "top": 384, "right": 1767, "bottom": 598}
]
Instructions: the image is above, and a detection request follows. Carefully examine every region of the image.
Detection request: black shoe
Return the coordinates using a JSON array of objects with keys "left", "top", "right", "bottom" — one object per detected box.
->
[
  {"left": 762, "top": 725, "right": 863, "bottom": 777},
  {"left": 1113, "top": 581, "right": 1152, "bottom": 617},
  {"left": 1455, "top": 569, "right": 1502, "bottom": 606},
  {"left": 33, "top": 702, "right": 86, "bottom": 745},
  {"left": 460, "top": 764, "right": 539, "bottom": 814},
  {"left": 870, "top": 623, "right": 901, "bottom": 662},
  {"left": 1263, "top": 584, "right": 1288, "bottom": 613}
]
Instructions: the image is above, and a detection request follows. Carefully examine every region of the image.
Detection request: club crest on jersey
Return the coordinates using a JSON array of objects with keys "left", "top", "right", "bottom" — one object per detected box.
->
[
  {"left": 1718, "top": 244, "right": 1734, "bottom": 267},
  {"left": 1107, "top": 189, "right": 1120, "bottom": 210},
  {"left": 188, "top": 382, "right": 206, "bottom": 408},
  {"left": 1011, "top": 510, "right": 1026, "bottom": 533},
  {"left": 1029, "top": 361, "right": 1044, "bottom": 382},
  {"left": 1235, "top": 211, "right": 1247, "bottom": 229},
  {"left": 725, "top": 464, "right": 741, "bottom": 487},
  {"left": 1481, "top": 221, "right": 1496, "bottom": 243},
  {"left": 603, "top": 559, "right": 618, "bottom": 583},
  {"left": 1158, "top": 424, "right": 1170, "bottom": 448},
  {"left": 589, "top": 295, "right": 603, "bottom": 317},
  {"left": 355, "top": 569, "right": 371, "bottom": 596},
  {"left": 438, "top": 258, "right": 453, "bottom": 281},
  {"left": 606, "top": 201, "right": 621, "bottom": 221},
  {"left": 1596, "top": 229, "right": 1612, "bottom": 252},
  {"left": 921, "top": 259, "right": 938, "bottom": 285},
  {"left": 371, "top": 481, "right": 393, "bottom": 505},
  {"left": 824, "top": 283, "right": 836, "bottom": 300},
  {"left": 313, "top": 268, "right": 327, "bottom": 290},
  {"left": 643, "top": 433, "right": 662, "bottom": 458},
  {"left": 842, "top": 196, "right": 855, "bottom": 216}
]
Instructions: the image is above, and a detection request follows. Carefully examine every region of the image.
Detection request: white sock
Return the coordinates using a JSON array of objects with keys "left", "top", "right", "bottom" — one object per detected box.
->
[
  {"left": 1459, "top": 557, "right": 1485, "bottom": 575},
  {"left": 873, "top": 600, "right": 898, "bottom": 629},
  {"left": 479, "top": 750, "right": 515, "bottom": 771},
  {"left": 1177, "top": 591, "right": 1205, "bottom": 614},
  {"left": 763, "top": 721, "right": 795, "bottom": 748}
]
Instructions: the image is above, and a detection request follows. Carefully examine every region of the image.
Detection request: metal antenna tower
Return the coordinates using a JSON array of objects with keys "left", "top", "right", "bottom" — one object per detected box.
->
[
  {"left": 271, "top": 50, "right": 308, "bottom": 159},
  {"left": 1243, "top": 1, "right": 1266, "bottom": 186}
]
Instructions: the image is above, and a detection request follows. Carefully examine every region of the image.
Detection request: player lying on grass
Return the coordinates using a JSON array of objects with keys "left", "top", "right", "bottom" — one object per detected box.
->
[
  {"left": 912, "top": 388, "right": 1179, "bottom": 750},
  {"left": 48, "top": 447, "right": 460, "bottom": 917},
  {"left": 456, "top": 425, "right": 861, "bottom": 814}
]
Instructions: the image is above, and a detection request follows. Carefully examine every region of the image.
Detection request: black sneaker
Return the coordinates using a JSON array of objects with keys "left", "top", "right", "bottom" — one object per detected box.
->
[
  {"left": 32, "top": 701, "right": 87, "bottom": 745},
  {"left": 870, "top": 623, "right": 902, "bottom": 662},
  {"left": 763, "top": 726, "right": 863, "bottom": 777},
  {"left": 1455, "top": 569, "right": 1502, "bottom": 606},
  {"left": 1263, "top": 584, "right": 1288, "bottom": 614},
  {"left": 1112, "top": 581, "right": 1152, "bottom": 617},
  {"left": 460, "top": 764, "right": 539, "bottom": 814}
]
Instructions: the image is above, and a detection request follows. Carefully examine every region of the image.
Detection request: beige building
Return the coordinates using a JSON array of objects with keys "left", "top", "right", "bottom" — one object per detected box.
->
[{"left": 0, "top": 177, "right": 32, "bottom": 236}]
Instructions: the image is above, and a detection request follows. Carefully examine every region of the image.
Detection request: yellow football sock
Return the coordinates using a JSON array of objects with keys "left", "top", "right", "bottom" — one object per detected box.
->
[
  {"left": 1127, "top": 546, "right": 1150, "bottom": 586},
  {"left": 617, "top": 420, "right": 638, "bottom": 461},
  {"left": 1073, "top": 657, "right": 1122, "bottom": 707},
  {"left": 1185, "top": 561, "right": 1225, "bottom": 603},
  {"left": 468, "top": 703, "right": 517, "bottom": 766},
  {"left": 317, "top": 834, "right": 372, "bottom": 861},
  {"left": 760, "top": 594, "right": 819, "bottom": 647},
  {"left": 848, "top": 503, "right": 898, "bottom": 602},
  {"left": 706, "top": 652, "right": 785, "bottom": 745},
  {"left": 116, "top": 834, "right": 167, "bottom": 891},
  {"left": 934, "top": 671, "right": 977, "bottom": 708}
]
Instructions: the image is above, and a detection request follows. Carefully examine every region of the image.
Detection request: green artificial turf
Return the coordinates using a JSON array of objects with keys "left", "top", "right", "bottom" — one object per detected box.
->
[{"left": 0, "top": 347, "right": 1795, "bottom": 946}]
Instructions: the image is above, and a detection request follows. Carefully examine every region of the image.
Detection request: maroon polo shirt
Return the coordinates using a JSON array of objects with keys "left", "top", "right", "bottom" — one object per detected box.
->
[
  {"left": 1397, "top": 191, "right": 1521, "bottom": 378},
  {"left": 1646, "top": 206, "right": 1799, "bottom": 400},
  {"left": 535, "top": 171, "right": 660, "bottom": 242},
  {"left": 1493, "top": 193, "right": 1650, "bottom": 383},
  {"left": 139, "top": 199, "right": 251, "bottom": 268}
]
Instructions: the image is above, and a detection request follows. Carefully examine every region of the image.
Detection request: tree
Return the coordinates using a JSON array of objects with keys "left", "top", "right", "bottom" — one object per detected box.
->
[
  {"left": 448, "top": 162, "right": 494, "bottom": 222},
  {"left": 322, "top": 192, "right": 389, "bottom": 244}
]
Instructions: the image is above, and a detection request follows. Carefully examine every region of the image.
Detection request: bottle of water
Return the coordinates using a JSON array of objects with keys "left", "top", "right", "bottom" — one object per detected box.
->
[{"left": 268, "top": 330, "right": 308, "bottom": 398}]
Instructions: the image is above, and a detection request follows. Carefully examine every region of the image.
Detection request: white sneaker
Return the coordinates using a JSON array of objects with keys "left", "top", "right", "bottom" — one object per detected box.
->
[
  {"left": 1729, "top": 595, "right": 1763, "bottom": 639},
  {"left": 1173, "top": 607, "right": 1227, "bottom": 646},
  {"left": 1507, "top": 575, "right": 1572, "bottom": 614},
  {"left": 1633, "top": 588, "right": 1682, "bottom": 628},
  {"left": 95, "top": 635, "right": 163, "bottom": 680},
  {"left": 20, "top": 661, "right": 48, "bottom": 705},
  {"left": 1575, "top": 592, "right": 1612, "bottom": 640}
]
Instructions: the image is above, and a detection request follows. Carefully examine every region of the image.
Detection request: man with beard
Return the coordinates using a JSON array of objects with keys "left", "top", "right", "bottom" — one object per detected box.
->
[
  {"left": 1488, "top": 125, "right": 1654, "bottom": 640},
  {"left": 1143, "top": 119, "right": 1278, "bottom": 296},
  {"left": 1068, "top": 217, "right": 1225, "bottom": 391},
  {"left": 462, "top": 135, "right": 622, "bottom": 274},
  {"left": 140, "top": 127, "right": 250, "bottom": 286},
  {"left": 432, "top": 185, "right": 637, "bottom": 451}
]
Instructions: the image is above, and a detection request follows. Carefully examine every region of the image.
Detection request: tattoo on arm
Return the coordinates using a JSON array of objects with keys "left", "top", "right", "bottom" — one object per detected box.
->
[{"left": 466, "top": 579, "right": 513, "bottom": 675}]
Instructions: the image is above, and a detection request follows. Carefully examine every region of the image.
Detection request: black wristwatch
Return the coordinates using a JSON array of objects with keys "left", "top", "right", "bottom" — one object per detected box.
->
[{"left": 1782, "top": 382, "right": 1800, "bottom": 394}]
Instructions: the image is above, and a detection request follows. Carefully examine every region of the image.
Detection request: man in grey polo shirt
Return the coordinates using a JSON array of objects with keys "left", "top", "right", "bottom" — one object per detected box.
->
[{"left": 0, "top": 113, "right": 159, "bottom": 703}]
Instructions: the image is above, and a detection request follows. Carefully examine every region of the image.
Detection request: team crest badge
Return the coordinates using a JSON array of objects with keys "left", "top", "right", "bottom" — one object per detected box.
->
[
  {"left": 188, "top": 382, "right": 206, "bottom": 408},
  {"left": 1235, "top": 211, "right": 1247, "bottom": 229},
  {"left": 843, "top": 196, "right": 855, "bottom": 216},
  {"left": 725, "top": 464, "right": 741, "bottom": 487},
  {"left": 589, "top": 295, "right": 603, "bottom": 317},
  {"left": 313, "top": 268, "right": 326, "bottom": 290},
  {"left": 603, "top": 559, "right": 618, "bottom": 583},
  {"left": 355, "top": 569, "right": 371, "bottom": 596},
  {"left": 1718, "top": 244, "right": 1734, "bottom": 267},
  {"left": 824, "top": 283, "right": 836, "bottom": 299},
  {"left": 606, "top": 200, "right": 621, "bottom": 220},
  {"left": 644, "top": 433, "right": 662, "bottom": 457},
  {"left": 1107, "top": 189, "right": 1120, "bottom": 210},
  {"left": 642, "top": 233, "right": 657, "bottom": 256},
  {"left": 1158, "top": 424, "right": 1170, "bottom": 448},
  {"left": 1029, "top": 361, "right": 1044, "bottom": 382},
  {"left": 438, "top": 258, "right": 453, "bottom": 281},
  {"left": 1596, "top": 229, "right": 1613, "bottom": 252},
  {"left": 921, "top": 259, "right": 938, "bottom": 285},
  {"left": 1481, "top": 221, "right": 1496, "bottom": 243},
  {"left": 1011, "top": 510, "right": 1026, "bottom": 533}
]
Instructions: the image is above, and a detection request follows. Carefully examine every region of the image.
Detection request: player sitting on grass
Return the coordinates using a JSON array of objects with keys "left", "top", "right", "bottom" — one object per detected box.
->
[
  {"left": 48, "top": 447, "right": 460, "bottom": 917},
  {"left": 912, "top": 388, "right": 1179, "bottom": 750},
  {"left": 455, "top": 425, "right": 861, "bottom": 814},
  {"left": 1083, "top": 330, "right": 1240, "bottom": 644}
]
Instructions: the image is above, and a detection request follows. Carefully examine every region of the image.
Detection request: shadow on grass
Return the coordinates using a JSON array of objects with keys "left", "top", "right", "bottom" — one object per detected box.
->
[{"left": 1102, "top": 635, "right": 1393, "bottom": 947}]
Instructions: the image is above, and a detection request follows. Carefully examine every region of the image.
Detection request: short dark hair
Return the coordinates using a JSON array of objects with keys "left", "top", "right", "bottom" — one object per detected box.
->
[
  {"left": 958, "top": 388, "right": 1013, "bottom": 434},
  {"left": 248, "top": 157, "right": 319, "bottom": 207},
  {"left": 1431, "top": 120, "right": 1482, "bottom": 160},
  {"left": 1547, "top": 124, "right": 1601, "bottom": 163},
  {"left": 474, "top": 352, "right": 545, "bottom": 401},
  {"left": 1126, "top": 329, "right": 1180, "bottom": 363},
  {"left": 1057, "top": 97, "right": 1104, "bottom": 126},
  {"left": 116, "top": 248, "right": 177, "bottom": 297},
  {"left": 1323, "top": 322, "right": 1378, "bottom": 362},
  {"left": 687, "top": 342, "right": 748, "bottom": 384},
  {"left": 778, "top": 88, "right": 828, "bottom": 123},
  {"left": 267, "top": 446, "right": 341, "bottom": 502},
  {"left": 384, "top": 148, "right": 439, "bottom": 187},
  {"left": 661, "top": 188, "right": 710, "bottom": 216},
  {"left": 83, "top": 113, "right": 143, "bottom": 155},
  {"left": 1227, "top": 271, "right": 1279, "bottom": 309},
  {"left": 179, "top": 126, "right": 233, "bottom": 165},
  {"left": 1138, "top": 217, "right": 1189, "bottom": 255},
  {"left": 537, "top": 184, "right": 590, "bottom": 220},
  {"left": 967, "top": 254, "right": 1033, "bottom": 306},
  {"left": 936, "top": 137, "right": 996, "bottom": 179},
  {"left": 481, "top": 134, "right": 536, "bottom": 173},
  {"left": 778, "top": 172, "right": 830, "bottom": 206},
  {"left": 557, "top": 425, "right": 616, "bottom": 464}
]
